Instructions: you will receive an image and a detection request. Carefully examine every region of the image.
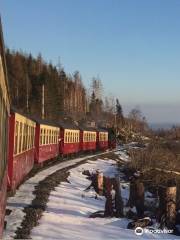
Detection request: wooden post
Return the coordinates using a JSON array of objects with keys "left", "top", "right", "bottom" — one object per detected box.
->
[
  {"left": 127, "top": 177, "right": 136, "bottom": 208},
  {"left": 97, "top": 172, "right": 103, "bottom": 195},
  {"left": 113, "top": 175, "right": 124, "bottom": 217},
  {"left": 166, "top": 181, "right": 176, "bottom": 229},
  {"left": 135, "top": 179, "right": 144, "bottom": 218},
  {"left": 158, "top": 180, "right": 176, "bottom": 230},
  {"left": 104, "top": 177, "right": 113, "bottom": 217},
  {"left": 157, "top": 186, "right": 166, "bottom": 224}
]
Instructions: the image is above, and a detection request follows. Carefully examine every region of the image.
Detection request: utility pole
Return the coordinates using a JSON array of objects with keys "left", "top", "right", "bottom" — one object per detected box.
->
[{"left": 42, "top": 84, "right": 45, "bottom": 119}]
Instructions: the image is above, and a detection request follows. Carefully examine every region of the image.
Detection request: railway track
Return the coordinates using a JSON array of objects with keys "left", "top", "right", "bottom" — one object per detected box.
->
[{"left": 4, "top": 149, "right": 118, "bottom": 239}]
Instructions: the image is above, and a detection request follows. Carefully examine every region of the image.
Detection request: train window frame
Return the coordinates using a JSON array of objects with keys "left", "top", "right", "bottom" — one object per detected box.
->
[
  {"left": 14, "top": 121, "right": 19, "bottom": 155},
  {"left": 19, "top": 122, "right": 22, "bottom": 153}
]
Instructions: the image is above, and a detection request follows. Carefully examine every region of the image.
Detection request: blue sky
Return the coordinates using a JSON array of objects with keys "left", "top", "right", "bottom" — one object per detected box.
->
[{"left": 1, "top": 0, "right": 180, "bottom": 123}]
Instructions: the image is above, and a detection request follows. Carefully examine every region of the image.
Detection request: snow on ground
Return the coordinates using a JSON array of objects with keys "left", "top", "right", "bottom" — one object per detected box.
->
[
  {"left": 31, "top": 158, "right": 176, "bottom": 240},
  {"left": 114, "top": 150, "right": 130, "bottom": 162},
  {"left": 3, "top": 151, "right": 113, "bottom": 240}
]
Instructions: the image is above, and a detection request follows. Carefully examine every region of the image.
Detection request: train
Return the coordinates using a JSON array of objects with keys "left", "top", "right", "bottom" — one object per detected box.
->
[
  {"left": 0, "top": 18, "right": 116, "bottom": 237},
  {"left": 8, "top": 109, "right": 111, "bottom": 191},
  {"left": 0, "top": 18, "right": 10, "bottom": 238}
]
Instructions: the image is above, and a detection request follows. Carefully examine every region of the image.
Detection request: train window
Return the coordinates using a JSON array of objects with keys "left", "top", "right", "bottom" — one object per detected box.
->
[
  {"left": 71, "top": 132, "right": 73, "bottom": 143},
  {"left": 46, "top": 129, "right": 48, "bottom": 144},
  {"left": 29, "top": 126, "right": 32, "bottom": 148},
  {"left": 49, "top": 130, "right": 51, "bottom": 144},
  {"left": 40, "top": 128, "right": 43, "bottom": 145},
  {"left": 32, "top": 126, "right": 35, "bottom": 147},
  {"left": 19, "top": 122, "right": 22, "bottom": 153},
  {"left": 47, "top": 129, "right": 49, "bottom": 144},
  {"left": 55, "top": 130, "right": 57, "bottom": 143},
  {"left": 48, "top": 130, "right": 51, "bottom": 144},
  {"left": 22, "top": 123, "right": 25, "bottom": 151},
  {"left": 24, "top": 124, "right": 27, "bottom": 151},
  {"left": 44, "top": 128, "right": 45, "bottom": 145},
  {"left": 14, "top": 121, "right": 19, "bottom": 155},
  {"left": 73, "top": 132, "right": 75, "bottom": 143},
  {"left": 26, "top": 124, "right": 28, "bottom": 150},
  {"left": 51, "top": 129, "right": 52, "bottom": 144},
  {"left": 65, "top": 132, "right": 67, "bottom": 143},
  {"left": 67, "top": 132, "right": 69, "bottom": 143},
  {"left": 52, "top": 130, "right": 54, "bottom": 144},
  {"left": 44, "top": 128, "right": 47, "bottom": 144},
  {"left": 42, "top": 129, "right": 45, "bottom": 145},
  {"left": 25, "top": 124, "right": 28, "bottom": 150},
  {"left": 51, "top": 130, "right": 53, "bottom": 144},
  {"left": 69, "top": 132, "right": 71, "bottom": 143}
]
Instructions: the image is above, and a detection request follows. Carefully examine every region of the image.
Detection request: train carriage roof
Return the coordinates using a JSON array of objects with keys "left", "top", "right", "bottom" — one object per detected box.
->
[
  {"left": 11, "top": 107, "right": 59, "bottom": 127},
  {"left": 11, "top": 106, "right": 36, "bottom": 122},
  {"left": 33, "top": 117, "right": 59, "bottom": 128},
  {"left": 79, "top": 126, "right": 97, "bottom": 132},
  {"left": 97, "top": 127, "right": 108, "bottom": 133},
  {"left": 58, "top": 120, "right": 79, "bottom": 130}
]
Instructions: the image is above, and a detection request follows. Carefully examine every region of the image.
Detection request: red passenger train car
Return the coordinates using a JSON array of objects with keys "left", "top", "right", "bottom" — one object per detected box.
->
[
  {"left": 59, "top": 122, "right": 80, "bottom": 155},
  {"left": 97, "top": 129, "right": 109, "bottom": 150},
  {"left": 8, "top": 110, "right": 36, "bottom": 191},
  {"left": 34, "top": 119, "right": 60, "bottom": 164},
  {"left": 0, "top": 18, "right": 10, "bottom": 238},
  {"left": 80, "top": 127, "right": 97, "bottom": 152}
]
